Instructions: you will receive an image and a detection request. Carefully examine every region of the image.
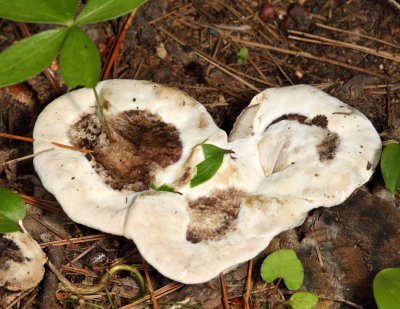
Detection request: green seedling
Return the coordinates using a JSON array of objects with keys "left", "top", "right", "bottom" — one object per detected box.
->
[
  {"left": 0, "top": 188, "right": 26, "bottom": 233},
  {"left": 373, "top": 268, "right": 400, "bottom": 309},
  {"left": 380, "top": 143, "right": 400, "bottom": 196},
  {"left": 261, "top": 249, "right": 318, "bottom": 309},
  {"left": 150, "top": 183, "right": 176, "bottom": 193},
  {"left": 0, "top": 0, "right": 147, "bottom": 141},
  {"left": 237, "top": 46, "right": 249, "bottom": 63},
  {"left": 190, "top": 144, "right": 233, "bottom": 188}
]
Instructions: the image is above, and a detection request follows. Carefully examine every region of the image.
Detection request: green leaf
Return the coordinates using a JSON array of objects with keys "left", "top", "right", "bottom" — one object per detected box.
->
[
  {"left": 0, "top": 215, "right": 20, "bottom": 233},
  {"left": 261, "top": 249, "right": 304, "bottom": 290},
  {"left": 0, "top": 188, "right": 26, "bottom": 222},
  {"left": 237, "top": 47, "right": 248, "bottom": 63},
  {"left": 0, "top": 28, "right": 68, "bottom": 87},
  {"left": 373, "top": 268, "right": 400, "bottom": 309},
  {"left": 0, "top": 0, "right": 79, "bottom": 24},
  {"left": 59, "top": 26, "right": 101, "bottom": 88},
  {"left": 288, "top": 292, "right": 318, "bottom": 309},
  {"left": 190, "top": 144, "right": 232, "bottom": 188},
  {"left": 150, "top": 183, "right": 176, "bottom": 193},
  {"left": 75, "top": 0, "right": 147, "bottom": 25},
  {"left": 381, "top": 143, "right": 400, "bottom": 197}
]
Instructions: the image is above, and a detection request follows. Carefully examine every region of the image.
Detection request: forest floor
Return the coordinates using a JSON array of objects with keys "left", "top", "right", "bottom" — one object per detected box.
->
[{"left": 1, "top": 0, "right": 400, "bottom": 308}]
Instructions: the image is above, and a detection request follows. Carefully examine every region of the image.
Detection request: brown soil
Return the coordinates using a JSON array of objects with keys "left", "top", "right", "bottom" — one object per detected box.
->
[{"left": 1, "top": 0, "right": 400, "bottom": 308}]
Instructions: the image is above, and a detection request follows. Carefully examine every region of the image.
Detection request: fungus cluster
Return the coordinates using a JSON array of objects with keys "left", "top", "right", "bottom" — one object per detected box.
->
[{"left": 33, "top": 80, "right": 381, "bottom": 284}]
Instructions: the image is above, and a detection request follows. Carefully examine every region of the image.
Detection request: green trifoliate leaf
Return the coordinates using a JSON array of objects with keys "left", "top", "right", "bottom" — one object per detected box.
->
[
  {"left": 237, "top": 47, "right": 248, "bottom": 63},
  {"left": 0, "top": 28, "right": 68, "bottom": 87},
  {"left": 190, "top": 144, "right": 233, "bottom": 188},
  {"left": 373, "top": 268, "right": 400, "bottom": 309},
  {"left": 150, "top": 183, "right": 176, "bottom": 193},
  {"left": 59, "top": 26, "right": 101, "bottom": 88},
  {"left": 75, "top": 0, "right": 147, "bottom": 25},
  {"left": 381, "top": 143, "right": 400, "bottom": 197},
  {"left": 0, "top": 188, "right": 26, "bottom": 222},
  {"left": 288, "top": 292, "right": 318, "bottom": 309},
  {"left": 0, "top": 0, "right": 79, "bottom": 24},
  {"left": 261, "top": 249, "right": 304, "bottom": 290},
  {"left": 0, "top": 215, "right": 20, "bottom": 233}
]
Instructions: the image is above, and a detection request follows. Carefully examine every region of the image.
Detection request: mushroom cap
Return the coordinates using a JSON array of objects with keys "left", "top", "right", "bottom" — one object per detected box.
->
[
  {"left": 124, "top": 85, "right": 381, "bottom": 283},
  {"left": 0, "top": 232, "right": 47, "bottom": 291},
  {"left": 34, "top": 82, "right": 381, "bottom": 284},
  {"left": 33, "top": 80, "right": 224, "bottom": 235}
]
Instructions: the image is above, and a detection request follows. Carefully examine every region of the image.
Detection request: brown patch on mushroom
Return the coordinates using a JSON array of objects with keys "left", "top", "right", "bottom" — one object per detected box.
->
[
  {"left": 186, "top": 188, "right": 247, "bottom": 243},
  {"left": 198, "top": 113, "right": 210, "bottom": 129},
  {"left": 317, "top": 132, "right": 340, "bottom": 161},
  {"left": 311, "top": 115, "right": 328, "bottom": 128},
  {"left": 68, "top": 110, "right": 182, "bottom": 192},
  {"left": 268, "top": 113, "right": 307, "bottom": 128},
  {"left": 267, "top": 113, "right": 328, "bottom": 129},
  {"left": 0, "top": 235, "right": 23, "bottom": 264},
  {"left": 102, "top": 99, "right": 111, "bottom": 111},
  {"left": 366, "top": 161, "right": 372, "bottom": 170}
]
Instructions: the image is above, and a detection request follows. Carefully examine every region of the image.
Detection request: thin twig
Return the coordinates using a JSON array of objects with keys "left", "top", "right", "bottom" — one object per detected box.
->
[
  {"left": 220, "top": 273, "right": 230, "bottom": 309},
  {"left": 40, "top": 234, "right": 113, "bottom": 248},
  {"left": 315, "top": 23, "right": 400, "bottom": 50},
  {"left": 288, "top": 29, "right": 400, "bottom": 63},
  {"left": 387, "top": 0, "right": 400, "bottom": 12},
  {"left": 121, "top": 282, "right": 184, "bottom": 309},
  {"left": 228, "top": 35, "right": 386, "bottom": 78},
  {"left": 101, "top": 9, "right": 138, "bottom": 80},
  {"left": 244, "top": 259, "right": 253, "bottom": 309},
  {"left": 1, "top": 147, "right": 54, "bottom": 166},
  {"left": 141, "top": 256, "right": 158, "bottom": 309}
]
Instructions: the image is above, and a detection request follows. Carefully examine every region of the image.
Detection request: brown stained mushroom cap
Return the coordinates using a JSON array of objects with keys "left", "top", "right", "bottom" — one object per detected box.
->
[
  {"left": 34, "top": 82, "right": 381, "bottom": 284},
  {"left": 33, "top": 80, "right": 225, "bottom": 235},
  {"left": 0, "top": 232, "right": 47, "bottom": 291},
  {"left": 124, "top": 85, "right": 381, "bottom": 283}
]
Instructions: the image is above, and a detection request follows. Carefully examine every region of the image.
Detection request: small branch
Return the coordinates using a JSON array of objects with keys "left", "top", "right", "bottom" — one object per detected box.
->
[
  {"left": 141, "top": 256, "right": 158, "bottom": 309},
  {"left": 47, "top": 261, "right": 146, "bottom": 296},
  {"left": 0, "top": 147, "right": 55, "bottom": 167},
  {"left": 387, "top": 0, "right": 400, "bottom": 12},
  {"left": 220, "top": 273, "right": 230, "bottom": 309}
]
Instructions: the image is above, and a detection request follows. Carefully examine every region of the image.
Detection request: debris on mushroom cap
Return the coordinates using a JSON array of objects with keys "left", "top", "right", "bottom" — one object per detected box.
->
[
  {"left": 33, "top": 82, "right": 381, "bottom": 284},
  {"left": 0, "top": 232, "right": 47, "bottom": 291}
]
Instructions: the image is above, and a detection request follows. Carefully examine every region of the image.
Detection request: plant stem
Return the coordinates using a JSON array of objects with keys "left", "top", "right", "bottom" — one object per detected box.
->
[
  {"left": 92, "top": 87, "right": 114, "bottom": 143},
  {"left": 47, "top": 261, "right": 146, "bottom": 296}
]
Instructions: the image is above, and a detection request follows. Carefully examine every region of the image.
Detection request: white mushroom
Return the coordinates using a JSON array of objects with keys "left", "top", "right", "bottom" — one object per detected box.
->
[
  {"left": 0, "top": 232, "right": 47, "bottom": 291},
  {"left": 33, "top": 82, "right": 381, "bottom": 284},
  {"left": 33, "top": 80, "right": 226, "bottom": 236}
]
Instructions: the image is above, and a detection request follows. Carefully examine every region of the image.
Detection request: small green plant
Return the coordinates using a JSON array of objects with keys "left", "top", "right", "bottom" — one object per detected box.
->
[
  {"left": 381, "top": 143, "right": 400, "bottom": 196},
  {"left": 190, "top": 144, "right": 233, "bottom": 188},
  {"left": 236, "top": 47, "right": 249, "bottom": 63},
  {"left": 373, "top": 268, "right": 400, "bottom": 309},
  {"left": 0, "top": 188, "right": 26, "bottom": 233},
  {"left": 0, "top": 0, "right": 147, "bottom": 141},
  {"left": 261, "top": 249, "right": 318, "bottom": 309}
]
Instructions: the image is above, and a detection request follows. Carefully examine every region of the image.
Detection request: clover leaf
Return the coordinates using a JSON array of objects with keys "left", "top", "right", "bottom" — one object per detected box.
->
[
  {"left": 288, "top": 292, "right": 318, "bottom": 309},
  {"left": 261, "top": 249, "right": 304, "bottom": 290}
]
